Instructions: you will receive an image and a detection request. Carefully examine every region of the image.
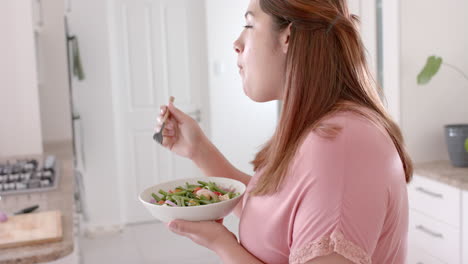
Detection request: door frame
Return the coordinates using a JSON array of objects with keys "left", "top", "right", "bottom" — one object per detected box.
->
[
  {"left": 107, "top": 0, "right": 128, "bottom": 224},
  {"left": 382, "top": 0, "right": 401, "bottom": 124}
]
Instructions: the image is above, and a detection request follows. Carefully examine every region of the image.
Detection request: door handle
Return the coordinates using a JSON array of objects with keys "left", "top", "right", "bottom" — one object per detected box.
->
[{"left": 187, "top": 109, "right": 201, "bottom": 122}]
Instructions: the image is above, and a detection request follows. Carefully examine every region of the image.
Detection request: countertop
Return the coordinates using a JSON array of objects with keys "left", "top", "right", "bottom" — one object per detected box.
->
[
  {"left": 0, "top": 141, "right": 75, "bottom": 264},
  {"left": 414, "top": 160, "right": 468, "bottom": 190}
]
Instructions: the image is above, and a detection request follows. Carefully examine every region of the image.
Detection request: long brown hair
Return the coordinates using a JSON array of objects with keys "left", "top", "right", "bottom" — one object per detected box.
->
[{"left": 250, "top": 0, "right": 413, "bottom": 196}]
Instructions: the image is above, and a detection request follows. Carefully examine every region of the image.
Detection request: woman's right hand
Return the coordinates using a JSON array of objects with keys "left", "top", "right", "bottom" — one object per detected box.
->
[{"left": 155, "top": 102, "right": 207, "bottom": 160}]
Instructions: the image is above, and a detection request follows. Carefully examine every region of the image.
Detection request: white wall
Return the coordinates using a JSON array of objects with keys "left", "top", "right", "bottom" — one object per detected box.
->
[
  {"left": 0, "top": 0, "right": 43, "bottom": 157},
  {"left": 401, "top": 0, "right": 468, "bottom": 162},
  {"left": 37, "top": 0, "right": 73, "bottom": 143},
  {"left": 205, "top": 0, "right": 278, "bottom": 175}
]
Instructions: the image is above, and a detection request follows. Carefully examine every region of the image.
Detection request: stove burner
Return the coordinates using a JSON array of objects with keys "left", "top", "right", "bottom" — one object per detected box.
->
[{"left": 0, "top": 155, "right": 59, "bottom": 195}]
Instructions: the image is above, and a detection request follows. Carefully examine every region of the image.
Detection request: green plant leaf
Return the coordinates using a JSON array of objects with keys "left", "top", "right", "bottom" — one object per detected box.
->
[
  {"left": 465, "top": 138, "right": 468, "bottom": 153},
  {"left": 417, "top": 56, "right": 443, "bottom": 85}
]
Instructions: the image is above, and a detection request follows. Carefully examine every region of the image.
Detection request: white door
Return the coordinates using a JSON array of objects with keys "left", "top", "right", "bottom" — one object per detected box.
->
[{"left": 110, "top": 0, "right": 209, "bottom": 223}]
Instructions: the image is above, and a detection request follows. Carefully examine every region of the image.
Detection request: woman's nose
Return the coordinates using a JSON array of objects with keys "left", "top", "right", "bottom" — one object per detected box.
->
[{"left": 233, "top": 40, "right": 242, "bottom": 54}]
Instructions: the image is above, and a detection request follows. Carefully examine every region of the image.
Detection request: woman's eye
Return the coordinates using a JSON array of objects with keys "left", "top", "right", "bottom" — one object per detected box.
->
[{"left": 244, "top": 25, "right": 253, "bottom": 29}]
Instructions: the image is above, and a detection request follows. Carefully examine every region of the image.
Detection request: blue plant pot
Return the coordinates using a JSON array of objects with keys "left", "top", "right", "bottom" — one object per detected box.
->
[{"left": 445, "top": 124, "right": 468, "bottom": 167}]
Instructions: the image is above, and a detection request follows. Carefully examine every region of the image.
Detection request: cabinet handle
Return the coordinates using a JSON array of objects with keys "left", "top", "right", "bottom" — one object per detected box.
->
[
  {"left": 415, "top": 187, "right": 443, "bottom": 199},
  {"left": 415, "top": 225, "right": 444, "bottom": 239}
]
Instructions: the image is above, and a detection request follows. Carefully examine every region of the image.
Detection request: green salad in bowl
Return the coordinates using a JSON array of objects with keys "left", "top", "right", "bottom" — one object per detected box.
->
[
  {"left": 139, "top": 177, "right": 246, "bottom": 222},
  {"left": 149, "top": 180, "right": 241, "bottom": 207}
]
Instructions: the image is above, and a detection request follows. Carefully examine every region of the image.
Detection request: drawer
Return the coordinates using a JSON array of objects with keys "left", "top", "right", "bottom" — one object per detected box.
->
[
  {"left": 408, "top": 174, "right": 461, "bottom": 228},
  {"left": 463, "top": 191, "right": 468, "bottom": 264},
  {"left": 407, "top": 248, "right": 446, "bottom": 264},
  {"left": 409, "top": 210, "right": 460, "bottom": 264}
]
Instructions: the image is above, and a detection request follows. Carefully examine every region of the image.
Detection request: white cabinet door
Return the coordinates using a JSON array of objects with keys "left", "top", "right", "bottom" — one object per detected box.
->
[
  {"left": 409, "top": 210, "right": 460, "bottom": 264},
  {"left": 407, "top": 248, "right": 446, "bottom": 264},
  {"left": 463, "top": 191, "right": 468, "bottom": 264},
  {"left": 110, "top": 0, "right": 209, "bottom": 223},
  {"left": 408, "top": 174, "right": 461, "bottom": 228}
]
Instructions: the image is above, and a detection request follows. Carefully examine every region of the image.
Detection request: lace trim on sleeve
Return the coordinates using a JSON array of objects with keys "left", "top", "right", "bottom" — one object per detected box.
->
[{"left": 289, "top": 230, "right": 371, "bottom": 264}]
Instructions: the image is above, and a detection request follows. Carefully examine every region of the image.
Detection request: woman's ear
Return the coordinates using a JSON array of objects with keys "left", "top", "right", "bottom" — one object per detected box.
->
[{"left": 280, "top": 23, "right": 292, "bottom": 54}]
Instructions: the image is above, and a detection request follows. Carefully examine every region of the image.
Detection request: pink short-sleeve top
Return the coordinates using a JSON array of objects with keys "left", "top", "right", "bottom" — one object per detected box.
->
[{"left": 238, "top": 110, "right": 409, "bottom": 264}]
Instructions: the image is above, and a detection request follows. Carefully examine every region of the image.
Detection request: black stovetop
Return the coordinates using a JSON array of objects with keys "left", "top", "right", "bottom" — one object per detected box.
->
[{"left": 0, "top": 155, "right": 59, "bottom": 195}]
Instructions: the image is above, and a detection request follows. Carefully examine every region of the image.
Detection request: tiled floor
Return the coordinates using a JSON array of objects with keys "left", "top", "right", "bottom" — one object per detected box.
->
[{"left": 79, "top": 214, "right": 240, "bottom": 264}]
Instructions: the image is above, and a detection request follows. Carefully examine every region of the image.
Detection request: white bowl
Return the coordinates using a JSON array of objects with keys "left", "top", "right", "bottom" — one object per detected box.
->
[{"left": 138, "top": 177, "right": 246, "bottom": 222}]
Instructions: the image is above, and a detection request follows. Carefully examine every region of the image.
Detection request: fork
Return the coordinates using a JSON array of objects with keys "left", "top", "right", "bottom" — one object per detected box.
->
[{"left": 153, "top": 96, "right": 175, "bottom": 144}]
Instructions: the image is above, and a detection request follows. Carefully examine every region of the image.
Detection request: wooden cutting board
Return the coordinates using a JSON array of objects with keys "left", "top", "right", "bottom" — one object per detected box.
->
[{"left": 0, "top": 210, "right": 63, "bottom": 249}]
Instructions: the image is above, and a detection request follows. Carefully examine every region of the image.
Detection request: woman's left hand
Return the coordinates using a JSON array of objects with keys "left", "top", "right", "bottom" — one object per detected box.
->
[{"left": 166, "top": 218, "right": 238, "bottom": 252}]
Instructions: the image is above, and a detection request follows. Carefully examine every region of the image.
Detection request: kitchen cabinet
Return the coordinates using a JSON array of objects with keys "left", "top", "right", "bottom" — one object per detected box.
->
[{"left": 407, "top": 161, "right": 468, "bottom": 264}]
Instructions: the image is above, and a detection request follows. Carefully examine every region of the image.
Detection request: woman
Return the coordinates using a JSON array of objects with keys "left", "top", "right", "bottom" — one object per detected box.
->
[{"left": 155, "top": 0, "right": 412, "bottom": 263}]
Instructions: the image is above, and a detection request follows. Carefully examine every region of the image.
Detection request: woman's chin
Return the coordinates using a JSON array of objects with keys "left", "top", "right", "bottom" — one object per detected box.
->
[
  {"left": 242, "top": 83, "right": 279, "bottom": 102},
  {"left": 244, "top": 90, "right": 275, "bottom": 103}
]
